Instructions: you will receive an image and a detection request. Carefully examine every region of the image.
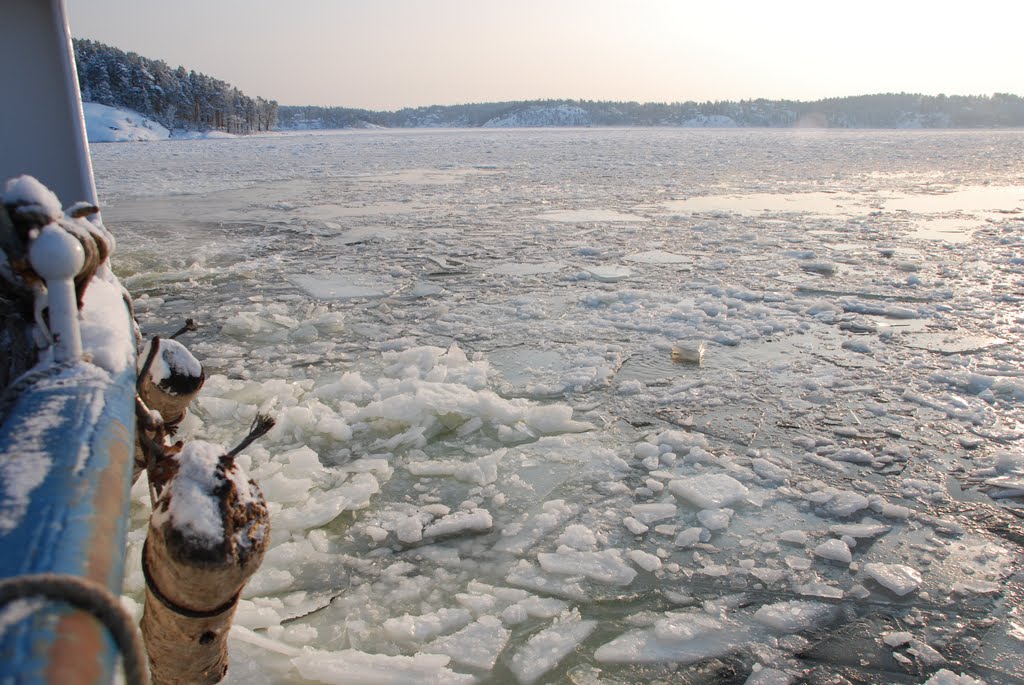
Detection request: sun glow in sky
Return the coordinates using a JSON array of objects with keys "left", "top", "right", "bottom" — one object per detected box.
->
[{"left": 66, "top": 0, "right": 1023, "bottom": 110}]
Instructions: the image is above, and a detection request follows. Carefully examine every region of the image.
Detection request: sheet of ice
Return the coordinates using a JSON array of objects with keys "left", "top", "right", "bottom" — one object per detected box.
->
[
  {"left": 537, "top": 209, "right": 648, "bottom": 222},
  {"left": 584, "top": 265, "right": 632, "bottom": 282},
  {"left": 863, "top": 563, "right": 923, "bottom": 596},
  {"left": 292, "top": 648, "right": 475, "bottom": 685},
  {"left": 289, "top": 274, "right": 391, "bottom": 300},
  {"left": 423, "top": 508, "right": 493, "bottom": 538},
  {"left": 922, "top": 670, "right": 988, "bottom": 685},
  {"left": 813, "top": 539, "right": 852, "bottom": 564},
  {"left": 537, "top": 547, "right": 637, "bottom": 585},
  {"left": 829, "top": 519, "right": 891, "bottom": 539},
  {"left": 406, "top": 448, "right": 506, "bottom": 486},
  {"left": 595, "top": 612, "right": 749, "bottom": 664},
  {"left": 508, "top": 609, "right": 596, "bottom": 684},
  {"left": 490, "top": 261, "right": 566, "bottom": 276},
  {"left": 669, "top": 474, "right": 749, "bottom": 509},
  {"left": 383, "top": 608, "right": 472, "bottom": 643},
  {"left": 744, "top": 666, "right": 798, "bottom": 685},
  {"left": 505, "top": 560, "right": 587, "bottom": 600},
  {"left": 697, "top": 508, "right": 733, "bottom": 531},
  {"left": 630, "top": 502, "right": 677, "bottom": 524},
  {"left": 752, "top": 601, "right": 837, "bottom": 633},
  {"left": 623, "top": 250, "right": 692, "bottom": 265},
  {"left": 662, "top": 191, "right": 867, "bottom": 216},
  {"left": 423, "top": 616, "right": 510, "bottom": 670},
  {"left": 98, "top": 129, "right": 1024, "bottom": 684}
]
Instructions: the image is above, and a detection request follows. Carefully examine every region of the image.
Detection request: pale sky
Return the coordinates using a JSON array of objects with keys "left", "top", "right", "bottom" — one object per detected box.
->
[{"left": 65, "top": 0, "right": 1023, "bottom": 110}]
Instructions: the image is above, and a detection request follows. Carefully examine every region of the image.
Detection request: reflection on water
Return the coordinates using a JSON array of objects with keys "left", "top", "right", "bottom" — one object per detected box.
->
[
  {"left": 663, "top": 191, "right": 868, "bottom": 216},
  {"left": 664, "top": 185, "right": 1023, "bottom": 242},
  {"left": 883, "top": 185, "right": 1024, "bottom": 213}
]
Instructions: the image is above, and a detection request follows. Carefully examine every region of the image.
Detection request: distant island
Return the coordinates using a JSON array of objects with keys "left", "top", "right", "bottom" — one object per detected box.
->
[{"left": 74, "top": 38, "right": 1024, "bottom": 136}]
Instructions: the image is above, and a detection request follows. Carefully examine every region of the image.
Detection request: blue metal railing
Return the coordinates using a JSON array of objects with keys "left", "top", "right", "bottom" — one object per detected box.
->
[{"left": 0, "top": 1, "right": 139, "bottom": 683}]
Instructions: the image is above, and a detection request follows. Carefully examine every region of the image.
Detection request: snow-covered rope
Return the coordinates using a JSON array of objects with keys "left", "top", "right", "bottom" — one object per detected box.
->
[{"left": 0, "top": 573, "right": 149, "bottom": 685}]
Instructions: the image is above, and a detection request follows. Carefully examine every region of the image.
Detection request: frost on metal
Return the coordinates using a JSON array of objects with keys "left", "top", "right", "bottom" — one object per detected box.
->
[
  {"left": 1, "top": 174, "right": 133, "bottom": 378},
  {"left": 0, "top": 175, "right": 135, "bottom": 537}
]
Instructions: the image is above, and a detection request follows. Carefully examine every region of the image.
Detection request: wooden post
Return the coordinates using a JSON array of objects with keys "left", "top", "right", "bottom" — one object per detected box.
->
[
  {"left": 141, "top": 439, "right": 270, "bottom": 685},
  {"left": 134, "top": 337, "right": 204, "bottom": 480}
]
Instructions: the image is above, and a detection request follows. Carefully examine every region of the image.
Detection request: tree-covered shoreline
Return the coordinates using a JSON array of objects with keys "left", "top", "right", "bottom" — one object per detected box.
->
[
  {"left": 74, "top": 39, "right": 278, "bottom": 135},
  {"left": 280, "top": 93, "right": 1024, "bottom": 130},
  {"left": 74, "top": 38, "right": 1023, "bottom": 133}
]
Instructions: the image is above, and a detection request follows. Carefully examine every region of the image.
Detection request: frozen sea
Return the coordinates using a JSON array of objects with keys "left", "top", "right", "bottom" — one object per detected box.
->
[{"left": 92, "top": 128, "right": 1024, "bottom": 685}]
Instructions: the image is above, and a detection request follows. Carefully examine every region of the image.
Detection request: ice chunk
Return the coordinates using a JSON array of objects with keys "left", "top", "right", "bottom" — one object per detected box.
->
[
  {"left": 829, "top": 518, "right": 891, "bottom": 539},
  {"left": 383, "top": 608, "right": 473, "bottom": 643},
  {"left": 813, "top": 539, "right": 852, "bottom": 564},
  {"left": 829, "top": 448, "right": 874, "bottom": 464},
  {"left": 922, "top": 669, "right": 986, "bottom": 685},
  {"left": 508, "top": 609, "right": 597, "bottom": 684},
  {"left": 424, "top": 616, "right": 510, "bottom": 671},
  {"left": 744, "top": 666, "right": 797, "bottom": 685},
  {"left": 493, "top": 499, "right": 579, "bottom": 555},
  {"left": 626, "top": 550, "right": 663, "bottom": 572},
  {"left": 537, "top": 548, "right": 638, "bottom": 586},
  {"left": 594, "top": 613, "right": 749, "bottom": 664},
  {"left": 654, "top": 430, "right": 708, "bottom": 452},
  {"left": 516, "top": 596, "right": 569, "bottom": 619},
  {"left": 863, "top": 563, "right": 922, "bottom": 596},
  {"left": 652, "top": 613, "right": 723, "bottom": 642},
  {"left": 292, "top": 648, "right": 475, "bottom": 684},
  {"left": 751, "top": 458, "right": 789, "bottom": 483},
  {"left": 622, "top": 517, "right": 649, "bottom": 535},
  {"left": 753, "top": 601, "right": 837, "bottom": 633},
  {"left": 506, "top": 560, "right": 587, "bottom": 600},
  {"left": 779, "top": 530, "right": 808, "bottom": 545},
  {"left": 820, "top": 490, "right": 870, "bottom": 517},
  {"left": 673, "top": 527, "right": 708, "bottom": 548},
  {"left": 697, "top": 508, "right": 733, "bottom": 531},
  {"left": 423, "top": 508, "right": 492, "bottom": 538},
  {"left": 407, "top": 448, "right": 506, "bottom": 486},
  {"left": 630, "top": 502, "right": 677, "bottom": 524},
  {"left": 669, "top": 474, "right": 749, "bottom": 509},
  {"left": 554, "top": 524, "right": 598, "bottom": 551},
  {"left": 396, "top": 516, "right": 424, "bottom": 543},
  {"left": 883, "top": 631, "right": 914, "bottom": 647}
]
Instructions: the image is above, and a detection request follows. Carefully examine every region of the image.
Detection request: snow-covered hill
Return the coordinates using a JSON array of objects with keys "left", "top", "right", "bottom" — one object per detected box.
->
[
  {"left": 84, "top": 103, "right": 169, "bottom": 142},
  {"left": 680, "top": 114, "right": 737, "bottom": 128},
  {"left": 83, "top": 103, "right": 239, "bottom": 142},
  {"left": 483, "top": 105, "right": 592, "bottom": 128}
]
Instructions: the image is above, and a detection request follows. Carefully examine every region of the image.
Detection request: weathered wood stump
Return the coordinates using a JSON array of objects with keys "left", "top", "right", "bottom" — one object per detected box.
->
[
  {"left": 141, "top": 440, "right": 270, "bottom": 685},
  {"left": 134, "top": 337, "right": 205, "bottom": 480}
]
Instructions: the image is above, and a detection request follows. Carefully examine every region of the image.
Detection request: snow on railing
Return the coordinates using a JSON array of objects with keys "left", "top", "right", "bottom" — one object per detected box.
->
[{"left": 28, "top": 221, "right": 85, "bottom": 361}]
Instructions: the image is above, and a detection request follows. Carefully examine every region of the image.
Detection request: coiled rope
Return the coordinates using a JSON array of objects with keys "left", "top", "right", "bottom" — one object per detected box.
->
[{"left": 0, "top": 573, "right": 149, "bottom": 685}]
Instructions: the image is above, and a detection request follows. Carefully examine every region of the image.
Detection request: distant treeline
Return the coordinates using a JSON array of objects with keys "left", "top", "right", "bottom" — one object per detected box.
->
[
  {"left": 280, "top": 93, "right": 1024, "bottom": 130},
  {"left": 74, "top": 39, "right": 278, "bottom": 134},
  {"left": 74, "top": 37, "right": 1023, "bottom": 132}
]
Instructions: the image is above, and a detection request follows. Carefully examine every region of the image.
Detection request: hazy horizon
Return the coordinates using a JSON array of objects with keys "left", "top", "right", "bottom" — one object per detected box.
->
[{"left": 67, "top": 0, "right": 1024, "bottom": 110}]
